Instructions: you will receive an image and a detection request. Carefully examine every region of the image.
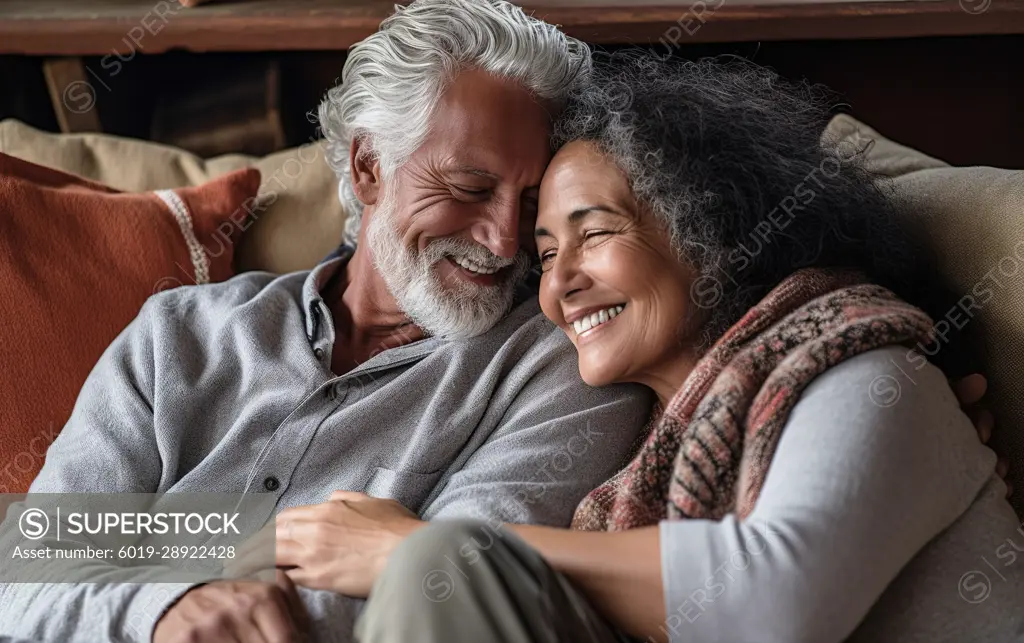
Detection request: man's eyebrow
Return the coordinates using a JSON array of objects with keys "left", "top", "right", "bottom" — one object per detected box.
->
[
  {"left": 449, "top": 167, "right": 499, "bottom": 180},
  {"left": 535, "top": 205, "right": 621, "bottom": 238}
]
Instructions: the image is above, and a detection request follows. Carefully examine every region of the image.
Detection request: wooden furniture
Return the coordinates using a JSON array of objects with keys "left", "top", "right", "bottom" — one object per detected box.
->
[
  {"left": 150, "top": 59, "right": 284, "bottom": 157},
  {"left": 2, "top": 0, "right": 1024, "bottom": 54},
  {"left": 1, "top": 0, "right": 1022, "bottom": 166},
  {"left": 42, "top": 58, "right": 103, "bottom": 133}
]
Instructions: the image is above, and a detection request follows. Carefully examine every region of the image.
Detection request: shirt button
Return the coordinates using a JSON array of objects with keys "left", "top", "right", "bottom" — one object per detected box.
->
[
  {"left": 314, "top": 347, "right": 324, "bottom": 360},
  {"left": 263, "top": 476, "right": 280, "bottom": 492}
]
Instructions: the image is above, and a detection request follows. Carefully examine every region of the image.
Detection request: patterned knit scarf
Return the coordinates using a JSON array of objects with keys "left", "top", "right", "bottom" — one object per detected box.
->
[{"left": 571, "top": 268, "right": 935, "bottom": 531}]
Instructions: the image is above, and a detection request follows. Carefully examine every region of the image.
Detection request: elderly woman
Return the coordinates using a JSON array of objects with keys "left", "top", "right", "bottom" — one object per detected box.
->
[{"left": 344, "top": 55, "right": 1024, "bottom": 643}]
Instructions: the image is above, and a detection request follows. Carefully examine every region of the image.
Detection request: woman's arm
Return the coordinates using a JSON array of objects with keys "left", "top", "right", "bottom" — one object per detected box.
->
[
  {"left": 521, "top": 347, "right": 999, "bottom": 643},
  {"left": 509, "top": 524, "right": 667, "bottom": 641}
]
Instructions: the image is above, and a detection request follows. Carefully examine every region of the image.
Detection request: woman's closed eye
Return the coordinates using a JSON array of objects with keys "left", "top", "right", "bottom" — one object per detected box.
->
[
  {"left": 539, "top": 247, "right": 557, "bottom": 269},
  {"left": 539, "top": 230, "right": 615, "bottom": 266}
]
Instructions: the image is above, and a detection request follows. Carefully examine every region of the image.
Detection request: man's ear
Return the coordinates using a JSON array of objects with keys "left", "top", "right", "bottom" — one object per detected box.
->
[{"left": 350, "top": 137, "right": 381, "bottom": 206}]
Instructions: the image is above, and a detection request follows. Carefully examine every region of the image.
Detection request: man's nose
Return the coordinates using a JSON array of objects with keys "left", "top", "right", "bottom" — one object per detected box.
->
[{"left": 471, "top": 199, "right": 521, "bottom": 259}]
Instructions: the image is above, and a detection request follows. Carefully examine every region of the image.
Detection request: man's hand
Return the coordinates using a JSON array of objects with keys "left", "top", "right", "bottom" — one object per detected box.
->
[
  {"left": 952, "top": 373, "right": 1012, "bottom": 498},
  {"left": 153, "top": 570, "right": 308, "bottom": 643},
  {"left": 271, "top": 492, "right": 423, "bottom": 598}
]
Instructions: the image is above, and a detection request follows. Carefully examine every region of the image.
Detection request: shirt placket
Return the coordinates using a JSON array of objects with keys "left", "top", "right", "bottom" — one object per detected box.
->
[{"left": 245, "top": 297, "right": 346, "bottom": 519}]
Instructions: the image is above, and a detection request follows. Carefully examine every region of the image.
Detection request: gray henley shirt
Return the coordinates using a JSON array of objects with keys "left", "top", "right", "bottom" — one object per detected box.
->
[{"left": 0, "top": 251, "right": 652, "bottom": 642}]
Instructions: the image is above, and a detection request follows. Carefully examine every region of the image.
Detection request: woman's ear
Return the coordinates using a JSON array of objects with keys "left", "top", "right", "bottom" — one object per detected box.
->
[{"left": 350, "top": 137, "right": 381, "bottom": 206}]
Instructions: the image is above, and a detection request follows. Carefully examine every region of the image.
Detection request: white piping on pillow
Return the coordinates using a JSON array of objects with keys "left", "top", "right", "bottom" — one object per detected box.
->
[{"left": 154, "top": 189, "right": 210, "bottom": 285}]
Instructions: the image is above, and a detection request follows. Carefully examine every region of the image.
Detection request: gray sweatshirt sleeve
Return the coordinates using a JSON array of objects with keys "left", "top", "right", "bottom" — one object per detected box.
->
[
  {"left": 0, "top": 301, "right": 195, "bottom": 642},
  {"left": 658, "top": 346, "right": 997, "bottom": 643}
]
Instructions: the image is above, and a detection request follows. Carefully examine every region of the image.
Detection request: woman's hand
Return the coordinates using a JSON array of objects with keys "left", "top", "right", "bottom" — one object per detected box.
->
[
  {"left": 272, "top": 491, "right": 424, "bottom": 597},
  {"left": 952, "top": 373, "right": 1012, "bottom": 497},
  {"left": 226, "top": 492, "right": 424, "bottom": 597}
]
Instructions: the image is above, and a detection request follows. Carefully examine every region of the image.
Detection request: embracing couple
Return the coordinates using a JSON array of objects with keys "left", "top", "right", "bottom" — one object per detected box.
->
[{"left": 3, "top": 1, "right": 1023, "bottom": 642}]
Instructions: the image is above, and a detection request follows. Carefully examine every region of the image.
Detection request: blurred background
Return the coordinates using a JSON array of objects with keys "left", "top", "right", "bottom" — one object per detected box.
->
[{"left": 0, "top": 0, "right": 1022, "bottom": 167}]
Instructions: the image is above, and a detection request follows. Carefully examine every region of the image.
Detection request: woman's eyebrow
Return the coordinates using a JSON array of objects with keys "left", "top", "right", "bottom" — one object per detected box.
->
[
  {"left": 568, "top": 205, "right": 620, "bottom": 222},
  {"left": 535, "top": 205, "right": 622, "bottom": 238}
]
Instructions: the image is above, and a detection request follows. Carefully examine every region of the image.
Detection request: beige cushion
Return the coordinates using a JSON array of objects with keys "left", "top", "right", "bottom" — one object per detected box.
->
[
  {"left": 824, "top": 113, "right": 950, "bottom": 176},
  {"left": 826, "top": 113, "right": 1024, "bottom": 516},
  {"left": 0, "top": 119, "right": 346, "bottom": 274}
]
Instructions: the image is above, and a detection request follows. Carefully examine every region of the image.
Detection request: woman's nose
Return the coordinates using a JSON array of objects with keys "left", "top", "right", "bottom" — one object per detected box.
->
[{"left": 547, "top": 249, "right": 591, "bottom": 300}]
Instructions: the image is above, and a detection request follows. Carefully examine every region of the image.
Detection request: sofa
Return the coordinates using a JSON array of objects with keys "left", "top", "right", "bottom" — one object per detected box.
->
[{"left": 2, "top": 115, "right": 1022, "bottom": 516}]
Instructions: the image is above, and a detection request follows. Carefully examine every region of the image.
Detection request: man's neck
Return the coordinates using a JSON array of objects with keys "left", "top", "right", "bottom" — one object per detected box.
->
[{"left": 325, "top": 244, "right": 426, "bottom": 375}]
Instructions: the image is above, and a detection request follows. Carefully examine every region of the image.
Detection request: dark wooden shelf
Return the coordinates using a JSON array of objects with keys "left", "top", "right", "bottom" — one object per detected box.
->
[{"left": 2, "top": 0, "right": 1024, "bottom": 55}]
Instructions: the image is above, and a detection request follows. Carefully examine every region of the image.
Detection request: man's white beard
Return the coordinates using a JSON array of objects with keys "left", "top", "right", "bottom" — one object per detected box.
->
[{"left": 365, "top": 192, "right": 531, "bottom": 340}]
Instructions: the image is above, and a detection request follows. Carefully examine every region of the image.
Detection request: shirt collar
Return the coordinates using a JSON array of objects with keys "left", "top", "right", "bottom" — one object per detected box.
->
[{"left": 301, "top": 244, "right": 354, "bottom": 341}]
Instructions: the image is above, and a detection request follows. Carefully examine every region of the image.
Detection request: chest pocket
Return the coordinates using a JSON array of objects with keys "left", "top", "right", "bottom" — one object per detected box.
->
[{"left": 362, "top": 467, "right": 444, "bottom": 514}]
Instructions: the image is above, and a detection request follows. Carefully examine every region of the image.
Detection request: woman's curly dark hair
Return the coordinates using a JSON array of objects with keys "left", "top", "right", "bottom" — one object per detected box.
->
[{"left": 552, "top": 52, "right": 925, "bottom": 348}]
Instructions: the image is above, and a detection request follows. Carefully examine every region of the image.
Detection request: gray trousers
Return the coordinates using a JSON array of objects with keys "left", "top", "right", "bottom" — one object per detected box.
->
[{"left": 355, "top": 521, "right": 633, "bottom": 643}]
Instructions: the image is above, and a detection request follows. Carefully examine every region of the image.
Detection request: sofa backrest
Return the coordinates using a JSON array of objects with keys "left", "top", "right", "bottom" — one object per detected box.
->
[{"left": 826, "top": 114, "right": 1024, "bottom": 516}]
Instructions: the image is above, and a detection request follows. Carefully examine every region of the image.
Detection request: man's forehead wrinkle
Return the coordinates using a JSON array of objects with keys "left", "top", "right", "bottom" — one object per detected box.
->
[
  {"left": 416, "top": 104, "right": 549, "bottom": 189},
  {"left": 401, "top": 154, "right": 443, "bottom": 184},
  {"left": 435, "top": 151, "right": 502, "bottom": 180}
]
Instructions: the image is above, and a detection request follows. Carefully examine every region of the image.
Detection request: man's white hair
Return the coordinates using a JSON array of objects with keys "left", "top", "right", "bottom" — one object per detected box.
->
[{"left": 319, "top": 0, "right": 593, "bottom": 245}]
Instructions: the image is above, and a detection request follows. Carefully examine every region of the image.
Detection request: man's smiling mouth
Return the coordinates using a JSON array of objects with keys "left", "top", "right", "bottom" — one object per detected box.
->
[{"left": 450, "top": 254, "right": 501, "bottom": 275}]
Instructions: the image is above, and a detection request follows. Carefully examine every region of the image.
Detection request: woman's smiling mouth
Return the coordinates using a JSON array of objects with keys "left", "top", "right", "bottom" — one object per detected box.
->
[{"left": 568, "top": 304, "right": 626, "bottom": 338}]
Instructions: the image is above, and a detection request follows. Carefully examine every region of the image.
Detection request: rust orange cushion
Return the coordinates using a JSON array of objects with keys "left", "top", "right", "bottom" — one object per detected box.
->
[{"left": 0, "top": 153, "right": 260, "bottom": 493}]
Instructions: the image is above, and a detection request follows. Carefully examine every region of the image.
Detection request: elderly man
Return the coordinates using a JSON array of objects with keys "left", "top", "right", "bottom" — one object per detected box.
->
[{"left": 0, "top": 1, "right": 651, "bottom": 642}]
